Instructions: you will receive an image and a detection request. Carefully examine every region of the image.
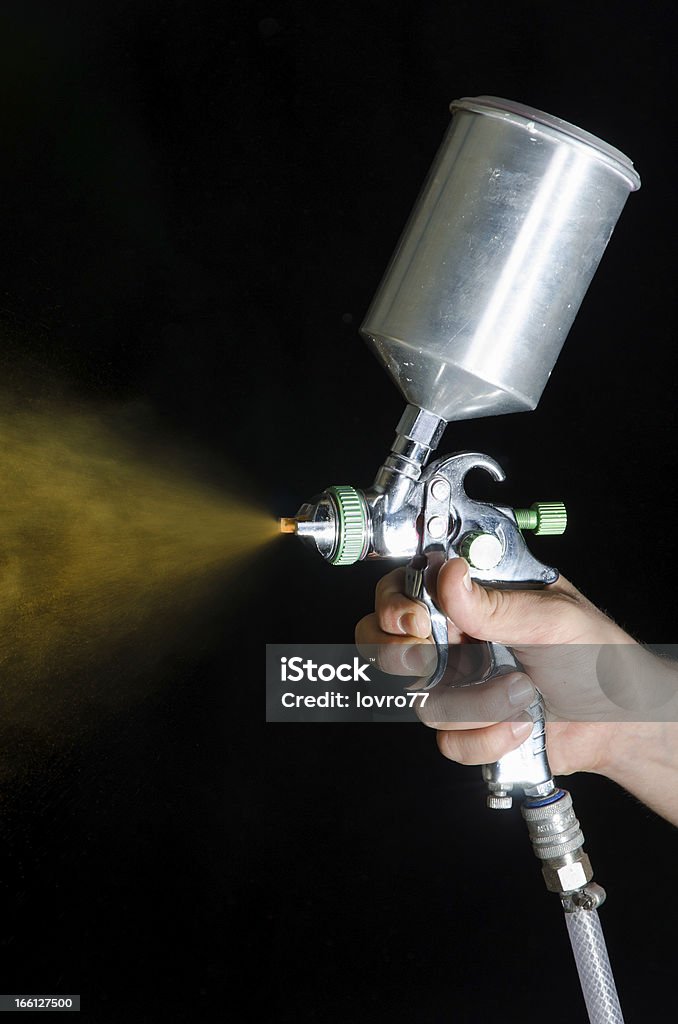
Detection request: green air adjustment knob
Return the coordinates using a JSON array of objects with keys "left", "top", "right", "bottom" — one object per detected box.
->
[
  {"left": 326, "top": 485, "right": 369, "bottom": 565},
  {"left": 514, "top": 502, "right": 567, "bottom": 536}
]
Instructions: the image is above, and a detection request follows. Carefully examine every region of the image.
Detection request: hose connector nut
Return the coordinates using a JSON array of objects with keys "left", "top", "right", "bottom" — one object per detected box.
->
[{"left": 541, "top": 851, "right": 594, "bottom": 895}]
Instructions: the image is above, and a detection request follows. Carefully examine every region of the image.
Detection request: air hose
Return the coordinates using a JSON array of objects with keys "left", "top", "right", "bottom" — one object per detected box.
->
[
  {"left": 522, "top": 789, "right": 624, "bottom": 1022},
  {"left": 565, "top": 907, "right": 624, "bottom": 1023}
]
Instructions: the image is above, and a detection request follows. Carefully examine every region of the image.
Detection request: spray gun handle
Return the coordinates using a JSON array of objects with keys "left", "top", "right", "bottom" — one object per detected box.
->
[
  {"left": 481, "top": 642, "right": 553, "bottom": 806},
  {"left": 404, "top": 451, "right": 566, "bottom": 803},
  {"left": 405, "top": 558, "right": 554, "bottom": 804}
]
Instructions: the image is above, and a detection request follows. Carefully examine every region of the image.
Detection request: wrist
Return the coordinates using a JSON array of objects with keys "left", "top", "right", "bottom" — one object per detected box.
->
[
  {"left": 597, "top": 651, "right": 678, "bottom": 773},
  {"left": 597, "top": 720, "right": 661, "bottom": 785}
]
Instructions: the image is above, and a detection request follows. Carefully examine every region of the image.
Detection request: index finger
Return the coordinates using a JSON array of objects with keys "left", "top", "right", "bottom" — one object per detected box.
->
[{"left": 374, "top": 567, "right": 430, "bottom": 638}]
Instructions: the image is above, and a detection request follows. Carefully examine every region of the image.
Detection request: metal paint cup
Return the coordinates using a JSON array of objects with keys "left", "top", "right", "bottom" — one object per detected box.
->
[{"left": 360, "top": 96, "right": 640, "bottom": 422}]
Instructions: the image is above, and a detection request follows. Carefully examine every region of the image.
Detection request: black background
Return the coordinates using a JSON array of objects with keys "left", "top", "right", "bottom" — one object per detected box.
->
[{"left": 0, "top": 2, "right": 676, "bottom": 1022}]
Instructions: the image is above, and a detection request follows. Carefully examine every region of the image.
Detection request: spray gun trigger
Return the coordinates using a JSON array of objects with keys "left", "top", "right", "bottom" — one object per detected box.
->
[{"left": 404, "top": 556, "right": 449, "bottom": 689}]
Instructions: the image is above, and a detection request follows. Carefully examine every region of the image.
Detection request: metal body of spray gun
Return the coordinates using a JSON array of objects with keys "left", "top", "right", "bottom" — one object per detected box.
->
[
  {"left": 283, "top": 408, "right": 591, "bottom": 892},
  {"left": 282, "top": 98, "right": 640, "bottom": 1023}
]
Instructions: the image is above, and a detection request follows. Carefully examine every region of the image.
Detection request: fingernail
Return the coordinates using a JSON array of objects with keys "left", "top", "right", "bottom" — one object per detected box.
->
[
  {"left": 460, "top": 559, "right": 473, "bottom": 592},
  {"left": 507, "top": 674, "right": 536, "bottom": 707},
  {"left": 511, "top": 719, "right": 533, "bottom": 739},
  {"left": 403, "top": 643, "right": 437, "bottom": 675},
  {"left": 399, "top": 612, "right": 429, "bottom": 639}
]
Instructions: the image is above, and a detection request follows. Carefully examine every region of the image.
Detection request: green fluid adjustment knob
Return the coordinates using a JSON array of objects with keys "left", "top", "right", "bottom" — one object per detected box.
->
[
  {"left": 514, "top": 502, "right": 567, "bottom": 536},
  {"left": 326, "top": 485, "right": 368, "bottom": 565}
]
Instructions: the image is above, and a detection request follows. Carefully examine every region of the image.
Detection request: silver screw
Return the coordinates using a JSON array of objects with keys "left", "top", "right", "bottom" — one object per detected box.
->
[
  {"left": 430, "top": 478, "right": 449, "bottom": 502},
  {"left": 427, "top": 515, "right": 447, "bottom": 538}
]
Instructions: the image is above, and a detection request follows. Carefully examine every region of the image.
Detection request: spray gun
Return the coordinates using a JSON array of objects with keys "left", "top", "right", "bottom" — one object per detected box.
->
[{"left": 281, "top": 97, "right": 639, "bottom": 1023}]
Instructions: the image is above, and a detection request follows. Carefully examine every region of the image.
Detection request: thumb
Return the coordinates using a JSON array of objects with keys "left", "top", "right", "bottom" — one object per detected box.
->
[{"left": 436, "top": 557, "right": 579, "bottom": 645}]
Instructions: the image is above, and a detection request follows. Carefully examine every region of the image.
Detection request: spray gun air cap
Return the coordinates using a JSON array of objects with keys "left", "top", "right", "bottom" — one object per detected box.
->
[{"left": 280, "top": 486, "right": 369, "bottom": 565}]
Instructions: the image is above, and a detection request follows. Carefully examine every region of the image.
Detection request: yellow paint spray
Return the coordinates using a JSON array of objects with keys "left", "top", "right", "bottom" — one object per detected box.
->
[{"left": 0, "top": 388, "right": 277, "bottom": 761}]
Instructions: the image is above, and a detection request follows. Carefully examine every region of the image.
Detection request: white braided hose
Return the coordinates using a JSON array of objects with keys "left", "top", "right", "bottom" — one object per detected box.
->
[{"left": 565, "top": 908, "right": 624, "bottom": 1024}]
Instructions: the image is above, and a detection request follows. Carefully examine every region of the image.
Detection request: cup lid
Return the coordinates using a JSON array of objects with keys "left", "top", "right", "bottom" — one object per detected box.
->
[{"left": 450, "top": 95, "right": 640, "bottom": 190}]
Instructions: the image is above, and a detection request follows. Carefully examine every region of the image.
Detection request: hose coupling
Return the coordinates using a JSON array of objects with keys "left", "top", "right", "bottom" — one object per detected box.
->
[{"left": 521, "top": 790, "right": 594, "bottom": 895}]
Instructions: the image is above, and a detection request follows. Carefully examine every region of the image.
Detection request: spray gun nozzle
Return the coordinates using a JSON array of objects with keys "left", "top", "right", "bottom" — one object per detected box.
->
[{"left": 279, "top": 489, "right": 369, "bottom": 564}]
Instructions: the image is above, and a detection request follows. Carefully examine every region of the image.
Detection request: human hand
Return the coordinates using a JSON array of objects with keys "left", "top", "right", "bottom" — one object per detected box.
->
[{"left": 355, "top": 558, "right": 677, "bottom": 789}]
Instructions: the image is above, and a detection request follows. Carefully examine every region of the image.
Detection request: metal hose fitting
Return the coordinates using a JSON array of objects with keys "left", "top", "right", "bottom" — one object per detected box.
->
[{"left": 521, "top": 789, "right": 595, "bottom": 894}]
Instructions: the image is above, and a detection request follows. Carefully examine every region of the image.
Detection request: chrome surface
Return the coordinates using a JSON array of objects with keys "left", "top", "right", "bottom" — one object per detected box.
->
[
  {"left": 522, "top": 791, "right": 596, "bottom": 895},
  {"left": 289, "top": 404, "right": 562, "bottom": 798},
  {"left": 294, "top": 496, "right": 338, "bottom": 560},
  {"left": 475, "top": 644, "right": 554, "bottom": 798}
]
